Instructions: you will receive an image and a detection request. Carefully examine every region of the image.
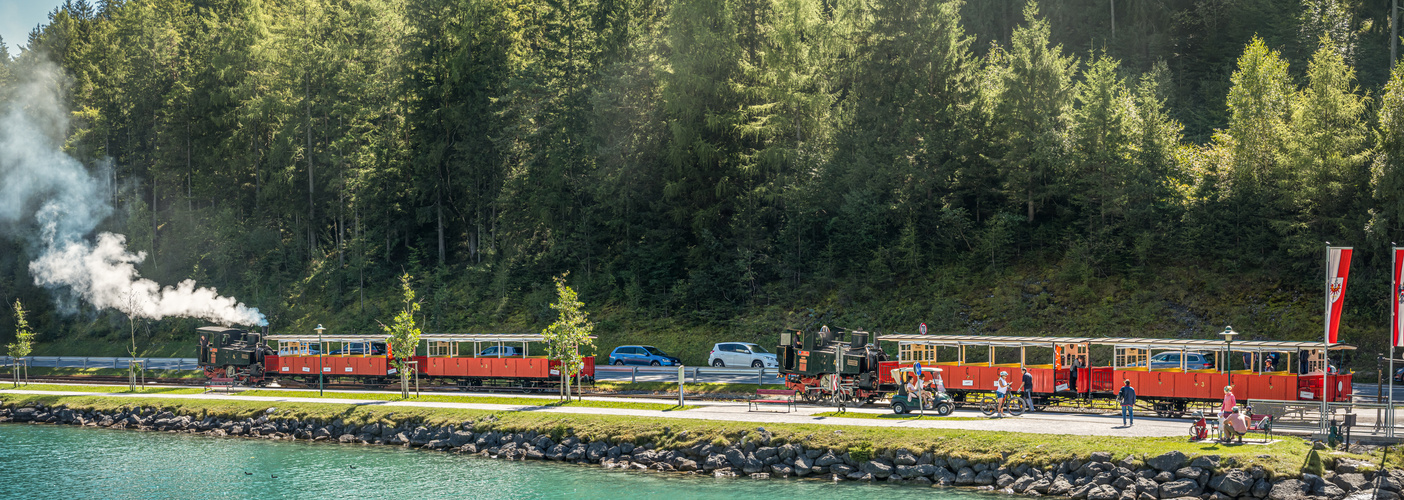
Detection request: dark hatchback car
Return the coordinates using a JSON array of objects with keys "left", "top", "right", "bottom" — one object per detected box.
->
[
  {"left": 329, "top": 342, "right": 387, "bottom": 356},
  {"left": 608, "top": 345, "right": 681, "bottom": 366}
]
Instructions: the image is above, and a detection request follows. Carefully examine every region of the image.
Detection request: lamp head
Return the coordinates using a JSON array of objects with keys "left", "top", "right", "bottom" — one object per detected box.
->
[
  {"left": 1220, "top": 325, "right": 1237, "bottom": 339},
  {"left": 315, "top": 324, "right": 326, "bottom": 333}
]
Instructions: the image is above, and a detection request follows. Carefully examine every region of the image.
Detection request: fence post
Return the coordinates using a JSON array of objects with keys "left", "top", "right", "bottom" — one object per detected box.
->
[
  {"left": 678, "top": 364, "right": 685, "bottom": 407},
  {"left": 757, "top": 368, "right": 763, "bottom": 386},
  {"left": 631, "top": 366, "right": 637, "bottom": 384}
]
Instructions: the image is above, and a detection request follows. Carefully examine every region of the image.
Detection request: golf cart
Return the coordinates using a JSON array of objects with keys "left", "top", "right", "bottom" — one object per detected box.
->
[{"left": 890, "top": 365, "right": 954, "bottom": 416}]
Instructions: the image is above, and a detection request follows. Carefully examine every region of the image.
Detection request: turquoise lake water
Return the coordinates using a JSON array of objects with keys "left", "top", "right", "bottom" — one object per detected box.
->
[{"left": 0, "top": 424, "right": 990, "bottom": 499}]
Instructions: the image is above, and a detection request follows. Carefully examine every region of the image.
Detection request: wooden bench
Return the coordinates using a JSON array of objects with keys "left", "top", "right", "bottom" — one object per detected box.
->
[
  {"left": 748, "top": 388, "right": 796, "bottom": 413},
  {"left": 204, "top": 377, "right": 236, "bottom": 394}
]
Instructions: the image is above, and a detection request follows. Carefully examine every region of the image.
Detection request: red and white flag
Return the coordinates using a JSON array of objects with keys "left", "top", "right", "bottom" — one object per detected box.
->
[
  {"left": 1394, "top": 247, "right": 1404, "bottom": 346},
  {"left": 1326, "top": 247, "right": 1353, "bottom": 344}
]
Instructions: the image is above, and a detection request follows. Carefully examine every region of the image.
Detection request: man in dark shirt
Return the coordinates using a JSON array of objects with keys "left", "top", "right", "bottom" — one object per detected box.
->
[
  {"left": 1021, "top": 368, "right": 1035, "bottom": 412},
  {"left": 1118, "top": 380, "right": 1136, "bottom": 426}
]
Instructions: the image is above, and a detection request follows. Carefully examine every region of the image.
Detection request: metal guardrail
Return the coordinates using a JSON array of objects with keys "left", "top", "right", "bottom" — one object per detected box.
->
[
  {"left": 0, "top": 356, "right": 199, "bottom": 371},
  {"left": 595, "top": 365, "right": 785, "bottom": 385}
]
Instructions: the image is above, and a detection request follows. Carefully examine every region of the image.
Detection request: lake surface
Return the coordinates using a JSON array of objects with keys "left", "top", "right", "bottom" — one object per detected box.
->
[{"left": 0, "top": 423, "right": 991, "bottom": 499}]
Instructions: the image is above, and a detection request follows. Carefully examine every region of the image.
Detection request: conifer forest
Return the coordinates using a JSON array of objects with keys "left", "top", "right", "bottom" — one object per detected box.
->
[{"left": 1, "top": 0, "right": 1404, "bottom": 366}]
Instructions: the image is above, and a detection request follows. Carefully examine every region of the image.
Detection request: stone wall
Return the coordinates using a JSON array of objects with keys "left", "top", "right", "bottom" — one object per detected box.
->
[{"left": 0, "top": 402, "right": 1390, "bottom": 500}]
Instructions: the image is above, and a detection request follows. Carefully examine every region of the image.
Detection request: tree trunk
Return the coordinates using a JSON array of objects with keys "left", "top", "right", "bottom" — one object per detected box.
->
[
  {"left": 306, "top": 70, "right": 315, "bottom": 260},
  {"left": 436, "top": 183, "right": 445, "bottom": 266},
  {"left": 401, "top": 370, "right": 409, "bottom": 399}
]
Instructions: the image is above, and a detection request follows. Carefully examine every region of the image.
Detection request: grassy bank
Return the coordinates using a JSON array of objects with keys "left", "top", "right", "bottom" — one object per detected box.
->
[
  {"left": 0, "top": 392, "right": 1374, "bottom": 478},
  {"left": 1, "top": 385, "right": 694, "bottom": 411}
]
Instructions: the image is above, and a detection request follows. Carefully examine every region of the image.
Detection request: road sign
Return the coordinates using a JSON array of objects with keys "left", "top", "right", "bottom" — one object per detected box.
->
[{"left": 919, "top": 323, "right": 927, "bottom": 335}]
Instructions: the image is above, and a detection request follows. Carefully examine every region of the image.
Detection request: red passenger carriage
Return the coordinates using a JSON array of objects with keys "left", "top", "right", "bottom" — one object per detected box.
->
[{"left": 874, "top": 334, "right": 1353, "bottom": 415}]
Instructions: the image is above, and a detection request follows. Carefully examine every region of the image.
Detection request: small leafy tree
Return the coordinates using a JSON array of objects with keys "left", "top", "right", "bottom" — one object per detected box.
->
[
  {"left": 542, "top": 272, "right": 595, "bottom": 400},
  {"left": 381, "top": 273, "right": 422, "bottom": 398},
  {"left": 9, "top": 300, "right": 34, "bottom": 385}
]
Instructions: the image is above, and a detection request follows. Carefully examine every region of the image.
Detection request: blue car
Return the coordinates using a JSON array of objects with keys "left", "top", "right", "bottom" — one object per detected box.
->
[{"left": 608, "top": 345, "right": 681, "bottom": 366}]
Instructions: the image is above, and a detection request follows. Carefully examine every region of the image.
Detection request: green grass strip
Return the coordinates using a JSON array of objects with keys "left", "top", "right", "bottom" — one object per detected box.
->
[{"left": 0, "top": 392, "right": 1372, "bottom": 478}]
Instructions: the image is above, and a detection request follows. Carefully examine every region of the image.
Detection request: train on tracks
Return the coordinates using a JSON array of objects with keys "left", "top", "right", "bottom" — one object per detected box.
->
[
  {"left": 197, "top": 327, "right": 595, "bottom": 388},
  {"left": 776, "top": 328, "right": 1354, "bottom": 416}
]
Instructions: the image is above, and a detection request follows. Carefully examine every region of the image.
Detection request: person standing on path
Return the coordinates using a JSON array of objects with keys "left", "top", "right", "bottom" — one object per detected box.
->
[
  {"left": 994, "top": 371, "right": 1011, "bottom": 418},
  {"left": 1021, "top": 367, "right": 1034, "bottom": 412},
  {"left": 1117, "top": 379, "right": 1136, "bottom": 426}
]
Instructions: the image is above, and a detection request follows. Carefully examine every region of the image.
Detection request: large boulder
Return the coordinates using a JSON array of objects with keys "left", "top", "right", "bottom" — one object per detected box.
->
[
  {"left": 1209, "top": 469, "right": 1252, "bottom": 497},
  {"left": 974, "top": 470, "right": 997, "bottom": 485},
  {"left": 1189, "top": 455, "right": 1221, "bottom": 470},
  {"left": 1090, "top": 452, "right": 1113, "bottom": 463},
  {"left": 894, "top": 449, "right": 918, "bottom": 466},
  {"left": 1174, "top": 467, "right": 1204, "bottom": 482},
  {"left": 1268, "top": 479, "right": 1307, "bottom": 500},
  {"left": 1048, "top": 476, "right": 1074, "bottom": 495},
  {"left": 955, "top": 467, "right": 977, "bottom": 485},
  {"left": 1147, "top": 452, "right": 1188, "bottom": 472},
  {"left": 862, "top": 460, "right": 893, "bottom": 479},
  {"left": 1332, "top": 472, "right": 1369, "bottom": 492},
  {"left": 830, "top": 464, "right": 855, "bottom": 476},
  {"left": 933, "top": 467, "right": 957, "bottom": 485},
  {"left": 1159, "top": 478, "right": 1201, "bottom": 498},
  {"left": 14, "top": 407, "right": 37, "bottom": 422},
  {"left": 814, "top": 451, "right": 842, "bottom": 467},
  {"left": 1087, "top": 485, "right": 1120, "bottom": 500}
]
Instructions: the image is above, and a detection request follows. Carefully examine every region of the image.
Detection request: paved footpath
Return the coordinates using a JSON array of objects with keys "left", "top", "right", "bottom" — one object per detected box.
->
[{"left": 2, "top": 387, "right": 1198, "bottom": 438}]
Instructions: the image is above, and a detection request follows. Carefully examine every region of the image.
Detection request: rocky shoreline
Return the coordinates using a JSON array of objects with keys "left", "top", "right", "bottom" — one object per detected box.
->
[{"left": 0, "top": 402, "right": 1393, "bottom": 500}]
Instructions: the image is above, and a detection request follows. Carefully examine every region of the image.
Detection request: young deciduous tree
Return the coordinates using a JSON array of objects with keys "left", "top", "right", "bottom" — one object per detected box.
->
[
  {"left": 542, "top": 272, "right": 595, "bottom": 400},
  {"left": 8, "top": 299, "right": 34, "bottom": 358},
  {"left": 382, "top": 272, "right": 422, "bottom": 398}
]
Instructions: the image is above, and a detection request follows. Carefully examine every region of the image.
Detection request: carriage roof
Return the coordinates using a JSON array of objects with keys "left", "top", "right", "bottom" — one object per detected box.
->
[{"left": 875, "top": 334, "right": 1355, "bottom": 351}]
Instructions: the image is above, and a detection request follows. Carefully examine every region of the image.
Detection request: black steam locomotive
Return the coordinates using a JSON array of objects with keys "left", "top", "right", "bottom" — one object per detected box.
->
[
  {"left": 775, "top": 326, "right": 893, "bottom": 404},
  {"left": 197, "top": 326, "right": 271, "bottom": 383}
]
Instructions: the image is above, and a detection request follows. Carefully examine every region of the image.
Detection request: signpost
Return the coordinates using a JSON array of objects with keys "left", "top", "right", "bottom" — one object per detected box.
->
[{"left": 919, "top": 323, "right": 927, "bottom": 335}]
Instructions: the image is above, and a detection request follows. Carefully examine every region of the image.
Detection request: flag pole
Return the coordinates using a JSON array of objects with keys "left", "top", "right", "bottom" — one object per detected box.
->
[
  {"left": 1392, "top": 244, "right": 1399, "bottom": 437},
  {"left": 1323, "top": 243, "right": 1330, "bottom": 433}
]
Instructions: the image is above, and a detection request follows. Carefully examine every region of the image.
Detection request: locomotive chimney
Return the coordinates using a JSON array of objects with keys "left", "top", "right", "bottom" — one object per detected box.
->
[{"left": 263, "top": 325, "right": 269, "bottom": 336}]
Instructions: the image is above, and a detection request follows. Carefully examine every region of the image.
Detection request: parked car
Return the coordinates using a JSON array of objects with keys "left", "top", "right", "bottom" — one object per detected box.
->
[
  {"left": 608, "top": 345, "right": 680, "bottom": 366},
  {"left": 1129, "top": 352, "right": 1215, "bottom": 370},
  {"left": 278, "top": 345, "right": 320, "bottom": 356},
  {"left": 709, "top": 342, "right": 778, "bottom": 368},
  {"left": 477, "top": 346, "right": 525, "bottom": 357},
  {"left": 329, "top": 342, "right": 387, "bottom": 356}
]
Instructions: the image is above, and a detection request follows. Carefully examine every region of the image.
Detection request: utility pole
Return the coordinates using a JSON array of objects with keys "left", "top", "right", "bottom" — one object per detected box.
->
[{"left": 1110, "top": 0, "right": 1115, "bottom": 38}]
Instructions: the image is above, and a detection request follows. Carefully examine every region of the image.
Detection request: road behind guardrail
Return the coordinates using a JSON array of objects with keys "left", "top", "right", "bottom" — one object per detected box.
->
[
  {"left": 595, "top": 365, "right": 784, "bottom": 385},
  {"left": 0, "top": 356, "right": 198, "bottom": 371}
]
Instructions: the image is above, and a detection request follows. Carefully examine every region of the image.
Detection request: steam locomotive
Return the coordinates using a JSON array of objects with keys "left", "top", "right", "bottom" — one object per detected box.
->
[
  {"left": 775, "top": 326, "right": 895, "bottom": 404},
  {"left": 197, "top": 326, "right": 272, "bottom": 383}
]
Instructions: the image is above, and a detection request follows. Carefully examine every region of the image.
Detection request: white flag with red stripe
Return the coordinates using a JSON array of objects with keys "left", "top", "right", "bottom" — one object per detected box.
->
[
  {"left": 1394, "top": 247, "right": 1404, "bottom": 346},
  {"left": 1326, "top": 247, "right": 1352, "bottom": 344}
]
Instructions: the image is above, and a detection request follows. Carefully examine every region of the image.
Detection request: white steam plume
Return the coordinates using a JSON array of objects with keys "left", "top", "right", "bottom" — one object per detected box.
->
[{"left": 0, "top": 61, "right": 265, "bottom": 327}]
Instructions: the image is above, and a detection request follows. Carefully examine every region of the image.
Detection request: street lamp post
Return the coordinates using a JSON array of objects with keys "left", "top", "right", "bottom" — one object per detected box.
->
[
  {"left": 1221, "top": 326, "right": 1238, "bottom": 392},
  {"left": 315, "top": 324, "right": 326, "bottom": 397}
]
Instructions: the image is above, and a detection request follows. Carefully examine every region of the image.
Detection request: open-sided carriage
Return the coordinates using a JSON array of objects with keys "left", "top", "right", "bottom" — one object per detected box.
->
[{"left": 875, "top": 333, "right": 1354, "bottom": 414}]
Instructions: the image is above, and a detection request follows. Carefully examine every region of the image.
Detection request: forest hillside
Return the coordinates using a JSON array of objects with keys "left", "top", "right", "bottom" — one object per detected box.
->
[{"left": 0, "top": 0, "right": 1403, "bottom": 368}]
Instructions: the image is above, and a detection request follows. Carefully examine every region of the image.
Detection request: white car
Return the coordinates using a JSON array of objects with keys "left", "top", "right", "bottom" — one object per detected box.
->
[{"left": 709, "top": 342, "right": 779, "bottom": 368}]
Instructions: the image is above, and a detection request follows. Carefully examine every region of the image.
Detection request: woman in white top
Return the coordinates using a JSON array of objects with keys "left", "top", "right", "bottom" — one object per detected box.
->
[
  {"left": 906, "top": 374, "right": 928, "bottom": 408},
  {"left": 994, "top": 371, "right": 1011, "bottom": 417}
]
